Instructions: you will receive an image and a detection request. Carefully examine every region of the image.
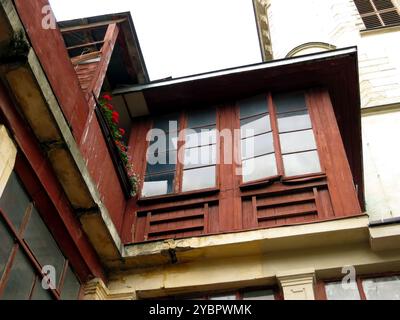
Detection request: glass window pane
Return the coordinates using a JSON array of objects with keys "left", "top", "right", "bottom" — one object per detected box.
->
[
  {"left": 283, "top": 150, "right": 321, "bottom": 176},
  {"left": 209, "top": 294, "right": 236, "bottom": 300},
  {"left": 241, "top": 114, "right": 271, "bottom": 138},
  {"left": 1, "top": 249, "right": 36, "bottom": 300},
  {"left": 372, "top": 0, "right": 394, "bottom": 10},
  {"left": 362, "top": 276, "right": 400, "bottom": 300},
  {"left": 187, "top": 108, "right": 216, "bottom": 128},
  {"left": 184, "top": 145, "right": 217, "bottom": 169},
  {"left": 146, "top": 150, "right": 176, "bottom": 175},
  {"left": 325, "top": 281, "right": 361, "bottom": 300},
  {"left": 278, "top": 110, "right": 312, "bottom": 133},
  {"left": 241, "top": 132, "right": 274, "bottom": 160},
  {"left": 142, "top": 172, "right": 175, "bottom": 197},
  {"left": 0, "top": 218, "right": 14, "bottom": 278},
  {"left": 149, "top": 133, "right": 178, "bottom": 153},
  {"left": 274, "top": 91, "right": 306, "bottom": 114},
  {"left": 280, "top": 129, "right": 317, "bottom": 154},
  {"left": 0, "top": 172, "right": 31, "bottom": 230},
  {"left": 239, "top": 94, "right": 268, "bottom": 119},
  {"left": 60, "top": 267, "right": 81, "bottom": 300},
  {"left": 242, "top": 153, "right": 277, "bottom": 183},
  {"left": 182, "top": 166, "right": 216, "bottom": 192},
  {"left": 243, "top": 289, "right": 275, "bottom": 300},
  {"left": 153, "top": 113, "right": 180, "bottom": 133},
  {"left": 30, "top": 278, "right": 53, "bottom": 300},
  {"left": 23, "top": 208, "right": 65, "bottom": 286},
  {"left": 185, "top": 127, "right": 217, "bottom": 148}
]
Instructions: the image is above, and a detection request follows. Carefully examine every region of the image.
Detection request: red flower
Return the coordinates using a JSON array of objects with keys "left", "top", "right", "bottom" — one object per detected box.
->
[
  {"left": 111, "top": 111, "right": 119, "bottom": 124},
  {"left": 119, "top": 128, "right": 125, "bottom": 136},
  {"left": 102, "top": 94, "right": 112, "bottom": 101},
  {"left": 105, "top": 103, "right": 113, "bottom": 111}
]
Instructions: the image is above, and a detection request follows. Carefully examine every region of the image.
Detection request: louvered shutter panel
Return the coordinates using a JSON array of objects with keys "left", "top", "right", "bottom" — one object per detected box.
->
[{"left": 354, "top": 0, "right": 400, "bottom": 28}]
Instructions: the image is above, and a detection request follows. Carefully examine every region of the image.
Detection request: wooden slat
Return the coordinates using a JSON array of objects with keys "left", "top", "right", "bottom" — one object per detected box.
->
[
  {"left": 148, "top": 223, "right": 204, "bottom": 237},
  {"left": 240, "top": 180, "right": 328, "bottom": 199},
  {"left": 71, "top": 51, "right": 101, "bottom": 65},
  {"left": 150, "top": 211, "right": 204, "bottom": 224},
  {"left": 256, "top": 196, "right": 315, "bottom": 209},
  {"left": 60, "top": 18, "right": 126, "bottom": 34},
  {"left": 67, "top": 40, "right": 105, "bottom": 51},
  {"left": 258, "top": 209, "right": 317, "bottom": 221},
  {"left": 137, "top": 198, "right": 218, "bottom": 215}
]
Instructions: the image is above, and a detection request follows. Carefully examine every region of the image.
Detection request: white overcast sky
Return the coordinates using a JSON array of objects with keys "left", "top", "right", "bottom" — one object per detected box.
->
[{"left": 49, "top": 0, "right": 262, "bottom": 80}]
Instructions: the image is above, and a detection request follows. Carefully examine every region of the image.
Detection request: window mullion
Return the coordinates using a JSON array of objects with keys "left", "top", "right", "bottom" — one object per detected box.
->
[
  {"left": 356, "top": 277, "right": 368, "bottom": 300},
  {"left": 0, "top": 243, "right": 19, "bottom": 297},
  {"left": 268, "top": 93, "right": 284, "bottom": 176},
  {"left": 57, "top": 259, "right": 69, "bottom": 294},
  {"left": 369, "top": 0, "right": 385, "bottom": 25}
]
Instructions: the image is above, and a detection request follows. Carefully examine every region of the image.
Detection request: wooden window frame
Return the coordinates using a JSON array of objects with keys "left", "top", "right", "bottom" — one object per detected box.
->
[
  {"left": 0, "top": 173, "right": 82, "bottom": 300},
  {"left": 139, "top": 92, "right": 325, "bottom": 199},
  {"left": 239, "top": 92, "right": 324, "bottom": 186},
  {"left": 354, "top": 0, "right": 400, "bottom": 29},
  {"left": 317, "top": 272, "right": 400, "bottom": 300},
  {"left": 162, "top": 285, "right": 282, "bottom": 300},
  {"left": 139, "top": 108, "right": 220, "bottom": 200}
]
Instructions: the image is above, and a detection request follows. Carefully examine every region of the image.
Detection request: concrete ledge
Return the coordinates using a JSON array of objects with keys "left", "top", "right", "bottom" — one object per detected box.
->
[
  {"left": 370, "top": 223, "right": 400, "bottom": 251},
  {"left": 122, "top": 215, "right": 370, "bottom": 269}
]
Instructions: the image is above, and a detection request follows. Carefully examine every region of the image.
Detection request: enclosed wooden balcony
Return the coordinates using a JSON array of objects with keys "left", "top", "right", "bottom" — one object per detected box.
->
[{"left": 113, "top": 47, "right": 365, "bottom": 246}]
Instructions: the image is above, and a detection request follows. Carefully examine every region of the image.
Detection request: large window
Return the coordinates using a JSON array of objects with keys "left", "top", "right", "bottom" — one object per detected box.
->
[
  {"left": 239, "top": 91, "right": 321, "bottom": 183},
  {"left": 354, "top": 0, "right": 400, "bottom": 29},
  {"left": 141, "top": 92, "right": 322, "bottom": 196},
  {"left": 142, "top": 108, "right": 217, "bottom": 197},
  {"left": 142, "top": 113, "right": 180, "bottom": 197},
  {"left": 274, "top": 92, "right": 321, "bottom": 177},
  {"left": 324, "top": 275, "right": 400, "bottom": 300},
  {"left": 182, "top": 108, "right": 217, "bottom": 192},
  {"left": 0, "top": 172, "right": 81, "bottom": 300},
  {"left": 240, "top": 95, "right": 277, "bottom": 182}
]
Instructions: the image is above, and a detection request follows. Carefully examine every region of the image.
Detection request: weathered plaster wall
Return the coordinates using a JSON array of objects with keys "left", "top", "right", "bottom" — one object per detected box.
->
[
  {"left": 267, "top": 0, "right": 400, "bottom": 109},
  {"left": 362, "top": 108, "right": 400, "bottom": 221},
  {"left": 266, "top": 0, "right": 400, "bottom": 219},
  {"left": 100, "top": 242, "right": 400, "bottom": 299}
]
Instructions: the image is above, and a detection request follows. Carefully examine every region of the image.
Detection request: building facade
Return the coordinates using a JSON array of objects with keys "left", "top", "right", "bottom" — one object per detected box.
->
[
  {"left": 0, "top": 0, "right": 399, "bottom": 300},
  {"left": 253, "top": 0, "right": 400, "bottom": 222}
]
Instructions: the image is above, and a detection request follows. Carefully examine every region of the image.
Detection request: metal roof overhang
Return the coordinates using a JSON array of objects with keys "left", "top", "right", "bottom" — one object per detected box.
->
[{"left": 113, "top": 47, "right": 364, "bottom": 209}]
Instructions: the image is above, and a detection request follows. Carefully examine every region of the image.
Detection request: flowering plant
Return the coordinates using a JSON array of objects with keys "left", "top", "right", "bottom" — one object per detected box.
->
[{"left": 99, "top": 93, "right": 139, "bottom": 197}]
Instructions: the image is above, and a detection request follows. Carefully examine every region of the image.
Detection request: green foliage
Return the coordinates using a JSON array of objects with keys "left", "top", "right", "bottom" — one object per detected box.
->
[
  {"left": 0, "top": 30, "right": 30, "bottom": 63},
  {"left": 99, "top": 95, "right": 139, "bottom": 197}
]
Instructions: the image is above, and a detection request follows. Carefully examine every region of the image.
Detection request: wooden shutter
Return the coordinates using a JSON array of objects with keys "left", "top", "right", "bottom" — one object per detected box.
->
[{"left": 354, "top": 0, "right": 400, "bottom": 28}]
